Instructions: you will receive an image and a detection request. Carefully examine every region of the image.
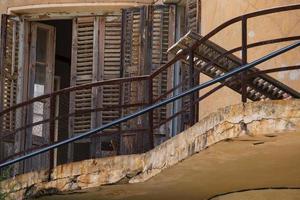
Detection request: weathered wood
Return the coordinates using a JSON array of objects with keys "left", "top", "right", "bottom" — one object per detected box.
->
[
  {"left": 186, "top": 0, "right": 201, "bottom": 33},
  {"left": 0, "top": 14, "right": 8, "bottom": 163},
  {"left": 150, "top": 5, "right": 175, "bottom": 137},
  {"left": 121, "top": 7, "right": 147, "bottom": 154},
  {"left": 25, "top": 22, "right": 56, "bottom": 172},
  {"left": 90, "top": 16, "right": 101, "bottom": 158},
  {"left": 69, "top": 16, "right": 95, "bottom": 161},
  {"left": 13, "top": 19, "right": 29, "bottom": 175},
  {"left": 166, "top": 5, "right": 176, "bottom": 136}
]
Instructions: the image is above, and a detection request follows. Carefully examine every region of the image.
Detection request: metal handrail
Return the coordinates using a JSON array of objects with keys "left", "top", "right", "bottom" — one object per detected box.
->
[
  {"left": 1, "top": 40, "right": 299, "bottom": 169},
  {"left": 187, "top": 4, "right": 300, "bottom": 52}
]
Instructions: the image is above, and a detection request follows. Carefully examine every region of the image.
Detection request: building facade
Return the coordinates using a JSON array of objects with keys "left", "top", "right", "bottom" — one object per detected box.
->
[{"left": 0, "top": 0, "right": 299, "bottom": 176}]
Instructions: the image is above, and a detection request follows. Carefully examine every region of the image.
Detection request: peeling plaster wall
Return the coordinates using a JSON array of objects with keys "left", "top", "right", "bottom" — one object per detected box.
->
[
  {"left": 1, "top": 99, "right": 300, "bottom": 199},
  {"left": 199, "top": 0, "right": 300, "bottom": 119}
]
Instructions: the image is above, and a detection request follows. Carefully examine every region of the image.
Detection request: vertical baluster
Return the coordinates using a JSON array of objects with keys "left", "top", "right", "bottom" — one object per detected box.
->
[
  {"left": 241, "top": 16, "right": 248, "bottom": 103},
  {"left": 148, "top": 78, "right": 154, "bottom": 149},
  {"left": 49, "top": 94, "right": 56, "bottom": 170},
  {"left": 189, "top": 50, "right": 195, "bottom": 126}
]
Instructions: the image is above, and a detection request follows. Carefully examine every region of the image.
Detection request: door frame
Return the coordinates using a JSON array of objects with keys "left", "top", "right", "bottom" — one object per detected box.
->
[{"left": 25, "top": 21, "right": 56, "bottom": 172}]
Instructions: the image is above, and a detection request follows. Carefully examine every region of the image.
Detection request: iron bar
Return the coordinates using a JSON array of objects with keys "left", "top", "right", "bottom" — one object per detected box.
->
[
  {"left": 189, "top": 50, "right": 196, "bottom": 125},
  {"left": 241, "top": 16, "right": 248, "bottom": 103}
]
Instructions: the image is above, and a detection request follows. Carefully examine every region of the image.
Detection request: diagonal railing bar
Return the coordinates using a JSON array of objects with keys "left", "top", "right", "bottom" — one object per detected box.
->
[{"left": 1, "top": 40, "right": 299, "bottom": 169}]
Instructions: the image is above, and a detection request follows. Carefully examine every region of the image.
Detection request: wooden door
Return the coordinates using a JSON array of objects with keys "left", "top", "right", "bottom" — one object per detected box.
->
[{"left": 26, "top": 22, "right": 56, "bottom": 172}]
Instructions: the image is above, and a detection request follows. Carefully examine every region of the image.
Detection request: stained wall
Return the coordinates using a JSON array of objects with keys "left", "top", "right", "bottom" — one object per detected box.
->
[{"left": 199, "top": 0, "right": 300, "bottom": 119}]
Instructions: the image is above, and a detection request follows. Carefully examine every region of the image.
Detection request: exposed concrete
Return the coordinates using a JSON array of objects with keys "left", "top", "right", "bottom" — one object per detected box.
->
[
  {"left": 40, "top": 132, "right": 300, "bottom": 200},
  {"left": 1, "top": 99, "right": 300, "bottom": 199}
]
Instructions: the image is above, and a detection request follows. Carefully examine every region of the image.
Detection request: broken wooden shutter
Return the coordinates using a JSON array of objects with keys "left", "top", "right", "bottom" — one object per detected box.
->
[
  {"left": 0, "top": 15, "right": 20, "bottom": 160},
  {"left": 121, "top": 7, "right": 147, "bottom": 154},
  {"left": 69, "top": 17, "right": 96, "bottom": 161},
  {"left": 186, "top": 0, "right": 201, "bottom": 33},
  {"left": 151, "top": 5, "right": 176, "bottom": 137}
]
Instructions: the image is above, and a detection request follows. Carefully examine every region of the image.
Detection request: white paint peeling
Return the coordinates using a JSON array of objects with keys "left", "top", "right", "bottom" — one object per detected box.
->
[
  {"left": 248, "top": 31, "right": 255, "bottom": 38},
  {"left": 289, "top": 69, "right": 300, "bottom": 81},
  {"left": 277, "top": 71, "right": 286, "bottom": 80}
]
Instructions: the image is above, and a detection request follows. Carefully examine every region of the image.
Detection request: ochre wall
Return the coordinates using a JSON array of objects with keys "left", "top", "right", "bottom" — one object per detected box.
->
[{"left": 199, "top": 0, "right": 300, "bottom": 119}]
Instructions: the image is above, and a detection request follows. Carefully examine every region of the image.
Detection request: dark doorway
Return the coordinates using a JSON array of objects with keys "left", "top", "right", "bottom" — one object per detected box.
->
[{"left": 41, "top": 20, "right": 72, "bottom": 166}]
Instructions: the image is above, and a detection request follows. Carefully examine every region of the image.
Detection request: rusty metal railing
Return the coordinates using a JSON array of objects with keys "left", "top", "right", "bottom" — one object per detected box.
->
[{"left": 0, "top": 4, "right": 300, "bottom": 175}]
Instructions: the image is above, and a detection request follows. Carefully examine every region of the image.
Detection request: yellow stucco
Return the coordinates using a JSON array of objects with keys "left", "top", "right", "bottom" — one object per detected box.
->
[{"left": 199, "top": 0, "right": 300, "bottom": 119}]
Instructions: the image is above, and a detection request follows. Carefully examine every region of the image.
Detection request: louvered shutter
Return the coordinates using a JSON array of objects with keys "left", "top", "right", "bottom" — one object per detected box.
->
[
  {"left": 121, "top": 7, "right": 147, "bottom": 154},
  {"left": 69, "top": 17, "right": 96, "bottom": 161},
  {"left": 151, "top": 5, "right": 175, "bottom": 136},
  {"left": 70, "top": 16, "right": 123, "bottom": 159},
  {"left": 186, "top": 0, "right": 201, "bottom": 33},
  {"left": 0, "top": 15, "right": 19, "bottom": 160},
  {"left": 93, "top": 15, "right": 123, "bottom": 157},
  {"left": 101, "top": 15, "right": 122, "bottom": 133}
]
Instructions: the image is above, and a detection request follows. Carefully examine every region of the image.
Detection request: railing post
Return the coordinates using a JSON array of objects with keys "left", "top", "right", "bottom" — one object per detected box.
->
[
  {"left": 241, "top": 16, "right": 248, "bottom": 103},
  {"left": 148, "top": 78, "right": 154, "bottom": 149},
  {"left": 49, "top": 94, "right": 56, "bottom": 170},
  {"left": 189, "top": 50, "right": 196, "bottom": 126}
]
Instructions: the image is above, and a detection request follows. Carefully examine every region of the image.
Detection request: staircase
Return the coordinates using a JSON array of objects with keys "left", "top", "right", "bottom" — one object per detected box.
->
[{"left": 168, "top": 31, "right": 300, "bottom": 101}]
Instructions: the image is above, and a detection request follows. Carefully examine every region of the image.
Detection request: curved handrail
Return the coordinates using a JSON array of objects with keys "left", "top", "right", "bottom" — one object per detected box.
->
[
  {"left": 0, "top": 75, "right": 149, "bottom": 117},
  {"left": 189, "top": 4, "right": 300, "bottom": 51}
]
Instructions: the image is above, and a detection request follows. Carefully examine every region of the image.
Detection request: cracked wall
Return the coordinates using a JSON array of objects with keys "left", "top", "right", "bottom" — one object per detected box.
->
[{"left": 0, "top": 99, "right": 299, "bottom": 199}]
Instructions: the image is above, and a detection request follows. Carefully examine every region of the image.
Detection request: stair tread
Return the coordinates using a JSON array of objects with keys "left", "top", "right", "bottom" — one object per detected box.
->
[{"left": 168, "top": 31, "right": 300, "bottom": 100}]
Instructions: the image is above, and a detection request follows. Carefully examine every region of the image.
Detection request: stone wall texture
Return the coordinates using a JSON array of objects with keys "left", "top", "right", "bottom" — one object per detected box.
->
[{"left": 1, "top": 99, "right": 300, "bottom": 199}]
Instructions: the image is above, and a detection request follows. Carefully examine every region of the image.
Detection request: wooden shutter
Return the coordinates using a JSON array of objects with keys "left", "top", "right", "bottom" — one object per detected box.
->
[
  {"left": 186, "top": 0, "right": 201, "bottom": 33},
  {"left": 69, "top": 17, "right": 96, "bottom": 161},
  {"left": 94, "top": 15, "right": 123, "bottom": 157},
  {"left": 151, "top": 5, "right": 175, "bottom": 135},
  {"left": 70, "top": 15, "right": 123, "bottom": 159},
  {"left": 121, "top": 7, "right": 147, "bottom": 154},
  {"left": 101, "top": 15, "right": 122, "bottom": 132},
  {"left": 0, "top": 15, "right": 19, "bottom": 160}
]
